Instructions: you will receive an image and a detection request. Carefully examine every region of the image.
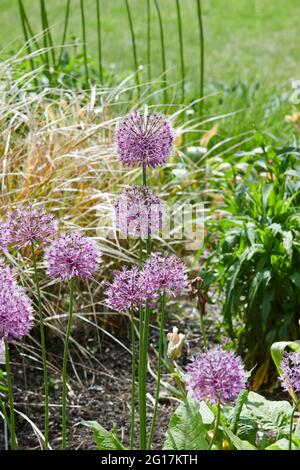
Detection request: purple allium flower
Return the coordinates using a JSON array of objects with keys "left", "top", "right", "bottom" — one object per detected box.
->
[
  {"left": 0, "top": 264, "right": 33, "bottom": 341},
  {"left": 0, "top": 221, "right": 9, "bottom": 250},
  {"left": 6, "top": 205, "right": 57, "bottom": 247},
  {"left": 187, "top": 347, "right": 247, "bottom": 404},
  {"left": 140, "top": 253, "right": 188, "bottom": 297},
  {"left": 115, "top": 186, "right": 164, "bottom": 238},
  {"left": 106, "top": 266, "right": 147, "bottom": 312},
  {"left": 45, "top": 232, "right": 101, "bottom": 281},
  {"left": 116, "top": 111, "right": 174, "bottom": 168},
  {"left": 279, "top": 351, "right": 300, "bottom": 394}
]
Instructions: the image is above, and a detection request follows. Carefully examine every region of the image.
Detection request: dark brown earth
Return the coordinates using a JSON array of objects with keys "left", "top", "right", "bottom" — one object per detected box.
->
[{"left": 0, "top": 305, "right": 213, "bottom": 450}]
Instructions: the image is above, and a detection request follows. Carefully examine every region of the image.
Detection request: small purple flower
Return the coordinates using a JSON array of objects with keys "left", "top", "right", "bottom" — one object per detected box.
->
[
  {"left": 45, "top": 232, "right": 101, "bottom": 281},
  {"left": 106, "top": 266, "right": 147, "bottom": 312},
  {"left": 140, "top": 253, "right": 188, "bottom": 297},
  {"left": 187, "top": 347, "right": 247, "bottom": 404},
  {"left": 116, "top": 111, "right": 174, "bottom": 168},
  {"left": 6, "top": 205, "right": 57, "bottom": 247},
  {"left": 115, "top": 186, "right": 164, "bottom": 238},
  {"left": 279, "top": 351, "right": 300, "bottom": 394},
  {"left": 0, "top": 221, "right": 9, "bottom": 250},
  {"left": 0, "top": 264, "right": 33, "bottom": 341}
]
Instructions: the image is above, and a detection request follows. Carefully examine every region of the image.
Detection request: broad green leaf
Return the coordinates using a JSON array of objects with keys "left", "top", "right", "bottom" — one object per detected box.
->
[
  {"left": 199, "top": 401, "right": 215, "bottom": 426},
  {"left": 222, "top": 427, "right": 256, "bottom": 450},
  {"left": 290, "top": 272, "right": 300, "bottom": 290},
  {"left": 266, "top": 437, "right": 300, "bottom": 450},
  {"left": 163, "top": 398, "right": 209, "bottom": 450},
  {"left": 282, "top": 231, "right": 293, "bottom": 259},
  {"left": 240, "top": 392, "right": 293, "bottom": 435},
  {"left": 81, "top": 421, "right": 126, "bottom": 450},
  {"left": 271, "top": 341, "right": 300, "bottom": 375},
  {"left": 231, "top": 390, "right": 249, "bottom": 434}
]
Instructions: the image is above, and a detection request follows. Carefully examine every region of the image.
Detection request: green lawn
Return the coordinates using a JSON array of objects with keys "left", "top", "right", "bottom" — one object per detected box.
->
[{"left": 1, "top": 0, "right": 299, "bottom": 141}]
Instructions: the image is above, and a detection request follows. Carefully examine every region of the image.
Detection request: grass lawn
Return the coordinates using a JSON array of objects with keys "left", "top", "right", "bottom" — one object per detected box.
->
[{"left": 1, "top": 0, "right": 299, "bottom": 141}]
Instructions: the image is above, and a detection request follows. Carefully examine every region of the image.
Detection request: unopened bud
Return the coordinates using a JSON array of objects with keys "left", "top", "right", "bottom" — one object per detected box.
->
[{"left": 167, "top": 327, "right": 185, "bottom": 360}]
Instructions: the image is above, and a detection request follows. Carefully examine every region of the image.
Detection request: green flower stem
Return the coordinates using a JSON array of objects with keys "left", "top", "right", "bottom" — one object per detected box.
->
[
  {"left": 200, "top": 311, "right": 207, "bottom": 351},
  {"left": 80, "top": 0, "right": 89, "bottom": 86},
  {"left": 130, "top": 308, "right": 136, "bottom": 449},
  {"left": 176, "top": 0, "right": 185, "bottom": 101},
  {"left": 31, "top": 241, "right": 49, "bottom": 450},
  {"left": 96, "top": 0, "right": 103, "bottom": 82},
  {"left": 147, "top": 291, "right": 165, "bottom": 449},
  {"left": 139, "top": 161, "right": 152, "bottom": 449},
  {"left": 140, "top": 302, "right": 151, "bottom": 450},
  {"left": 59, "top": 0, "right": 71, "bottom": 63},
  {"left": 208, "top": 400, "right": 221, "bottom": 450},
  {"left": 138, "top": 304, "right": 145, "bottom": 450},
  {"left": 4, "top": 340, "right": 17, "bottom": 450},
  {"left": 196, "top": 0, "right": 205, "bottom": 116},
  {"left": 289, "top": 400, "right": 299, "bottom": 450},
  {"left": 125, "top": 0, "right": 140, "bottom": 94},
  {"left": 62, "top": 278, "right": 75, "bottom": 450},
  {"left": 146, "top": 0, "right": 151, "bottom": 83},
  {"left": 153, "top": 0, "right": 168, "bottom": 104},
  {"left": 142, "top": 163, "right": 147, "bottom": 187}
]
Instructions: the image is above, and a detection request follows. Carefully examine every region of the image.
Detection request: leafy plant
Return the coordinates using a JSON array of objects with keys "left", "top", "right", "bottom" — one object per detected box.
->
[{"left": 202, "top": 142, "right": 300, "bottom": 381}]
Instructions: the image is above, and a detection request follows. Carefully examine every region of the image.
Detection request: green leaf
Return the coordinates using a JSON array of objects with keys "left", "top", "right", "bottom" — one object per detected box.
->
[
  {"left": 231, "top": 390, "right": 249, "bottom": 434},
  {"left": 271, "top": 341, "right": 300, "bottom": 375},
  {"left": 222, "top": 426, "right": 257, "bottom": 450},
  {"left": 81, "top": 421, "right": 127, "bottom": 450},
  {"left": 240, "top": 392, "right": 293, "bottom": 435},
  {"left": 290, "top": 272, "right": 300, "bottom": 290},
  {"left": 163, "top": 398, "right": 209, "bottom": 450},
  {"left": 266, "top": 437, "right": 300, "bottom": 450}
]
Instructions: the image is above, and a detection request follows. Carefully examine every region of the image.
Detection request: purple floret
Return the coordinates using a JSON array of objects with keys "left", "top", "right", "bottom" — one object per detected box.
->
[
  {"left": 187, "top": 347, "right": 247, "bottom": 404},
  {"left": 115, "top": 111, "right": 174, "bottom": 168},
  {"left": 115, "top": 186, "right": 164, "bottom": 238},
  {"left": 140, "top": 253, "right": 188, "bottom": 297},
  {"left": 106, "top": 266, "right": 147, "bottom": 312},
  {"left": 0, "top": 263, "right": 33, "bottom": 341},
  {"left": 6, "top": 205, "right": 57, "bottom": 247},
  {"left": 279, "top": 351, "right": 300, "bottom": 394},
  {"left": 45, "top": 232, "right": 101, "bottom": 281}
]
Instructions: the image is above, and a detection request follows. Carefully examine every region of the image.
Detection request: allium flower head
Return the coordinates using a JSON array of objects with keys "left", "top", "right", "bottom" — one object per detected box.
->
[
  {"left": 45, "top": 232, "right": 101, "bottom": 281},
  {"left": 0, "top": 264, "right": 33, "bottom": 341},
  {"left": 279, "top": 351, "right": 300, "bottom": 394},
  {"left": 187, "top": 347, "right": 247, "bottom": 404},
  {"left": 0, "top": 221, "right": 9, "bottom": 250},
  {"left": 141, "top": 253, "right": 188, "bottom": 297},
  {"left": 116, "top": 111, "right": 174, "bottom": 168},
  {"left": 106, "top": 266, "right": 147, "bottom": 312},
  {"left": 6, "top": 205, "right": 57, "bottom": 247},
  {"left": 115, "top": 186, "right": 164, "bottom": 238}
]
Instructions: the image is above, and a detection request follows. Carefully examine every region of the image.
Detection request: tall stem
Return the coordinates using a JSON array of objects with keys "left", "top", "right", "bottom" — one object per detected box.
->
[
  {"left": 125, "top": 0, "right": 140, "bottom": 94},
  {"left": 147, "top": 291, "right": 165, "bottom": 448},
  {"left": 59, "top": 0, "right": 71, "bottom": 63},
  {"left": 196, "top": 0, "right": 205, "bottom": 116},
  {"left": 96, "top": 0, "right": 103, "bottom": 82},
  {"left": 138, "top": 304, "right": 145, "bottom": 450},
  {"left": 80, "top": 0, "right": 89, "bottom": 87},
  {"left": 140, "top": 302, "right": 151, "bottom": 449},
  {"left": 146, "top": 0, "right": 151, "bottom": 83},
  {"left": 176, "top": 0, "right": 185, "bottom": 101},
  {"left": 289, "top": 401, "right": 298, "bottom": 450},
  {"left": 153, "top": 0, "right": 168, "bottom": 104},
  {"left": 130, "top": 308, "right": 136, "bottom": 449},
  {"left": 4, "top": 340, "right": 17, "bottom": 450},
  {"left": 208, "top": 401, "right": 221, "bottom": 450},
  {"left": 31, "top": 241, "right": 49, "bottom": 450},
  {"left": 62, "top": 278, "right": 75, "bottom": 450},
  {"left": 200, "top": 311, "right": 207, "bottom": 351}
]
